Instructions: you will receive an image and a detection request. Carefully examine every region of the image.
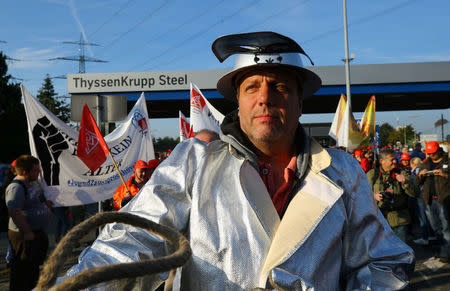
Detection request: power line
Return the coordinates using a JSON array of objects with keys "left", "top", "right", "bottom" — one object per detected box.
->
[
  {"left": 50, "top": 34, "right": 107, "bottom": 73},
  {"left": 303, "top": 0, "right": 419, "bottom": 44},
  {"left": 89, "top": 0, "right": 137, "bottom": 38},
  {"left": 131, "top": 0, "right": 261, "bottom": 71},
  {"left": 98, "top": 0, "right": 172, "bottom": 57},
  {"left": 123, "top": 0, "right": 226, "bottom": 60},
  {"left": 152, "top": 0, "right": 313, "bottom": 69}
]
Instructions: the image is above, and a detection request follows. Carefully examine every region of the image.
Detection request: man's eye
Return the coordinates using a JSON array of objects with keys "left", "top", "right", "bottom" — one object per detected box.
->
[{"left": 275, "top": 84, "right": 288, "bottom": 91}]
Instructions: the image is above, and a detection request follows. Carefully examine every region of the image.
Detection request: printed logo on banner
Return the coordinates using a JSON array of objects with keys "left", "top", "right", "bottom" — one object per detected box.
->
[
  {"left": 132, "top": 111, "right": 148, "bottom": 136},
  {"left": 191, "top": 89, "right": 206, "bottom": 110},
  {"left": 32, "top": 116, "right": 69, "bottom": 186},
  {"left": 84, "top": 129, "right": 100, "bottom": 154}
]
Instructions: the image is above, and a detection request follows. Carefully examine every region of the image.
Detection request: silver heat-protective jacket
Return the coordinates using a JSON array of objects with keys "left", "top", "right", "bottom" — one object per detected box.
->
[{"left": 64, "top": 127, "right": 414, "bottom": 290}]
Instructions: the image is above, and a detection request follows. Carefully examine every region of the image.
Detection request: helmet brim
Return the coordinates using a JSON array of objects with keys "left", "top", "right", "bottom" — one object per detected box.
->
[{"left": 216, "top": 63, "right": 322, "bottom": 102}]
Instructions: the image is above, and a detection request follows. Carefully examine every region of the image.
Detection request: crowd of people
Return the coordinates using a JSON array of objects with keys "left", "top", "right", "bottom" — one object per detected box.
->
[
  {"left": 349, "top": 141, "right": 450, "bottom": 263},
  {"left": 1, "top": 30, "right": 448, "bottom": 290}
]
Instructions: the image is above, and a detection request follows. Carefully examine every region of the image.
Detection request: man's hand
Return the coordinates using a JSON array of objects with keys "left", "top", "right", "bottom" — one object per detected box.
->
[
  {"left": 433, "top": 169, "right": 448, "bottom": 178},
  {"left": 418, "top": 169, "right": 429, "bottom": 178},
  {"left": 395, "top": 174, "right": 406, "bottom": 184},
  {"left": 45, "top": 200, "right": 54, "bottom": 209},
  {"left": 24, "top": 231, "right": 35, "bottom": 241},
  {"left": 374, "top": 192, "right": 383, "bottom": 202}
]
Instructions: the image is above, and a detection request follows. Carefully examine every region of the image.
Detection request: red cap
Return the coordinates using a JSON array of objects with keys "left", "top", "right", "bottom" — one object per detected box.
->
[
  {"left": 134, "top": 160, "right": 149, "bottom": 170},
  {"left": 354, "top": 149, "right": 363, "bottom": 157},
  {"left": 400, "top": 153, "right": 411, "bottom": 161},
  {"left": 11, "top": 160, "right": 16, "bottom": 167},
  {"left": 425, "top": 141, "right": 439, "bottom": 154},
  {"left": 147, "top": 159, "right": 160, "bottom": 169}
]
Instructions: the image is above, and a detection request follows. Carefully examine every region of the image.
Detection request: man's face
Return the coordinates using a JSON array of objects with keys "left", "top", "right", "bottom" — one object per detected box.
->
[
  {"left": 26, "top": 163, "right": 41, "bottom": 182},
  {"left": 134, "top": 167, "right": 149, "bottom": 184},
  {"left": 237, "top": 68, "right": 301, "bottom": 145},
  {"left": 380, "top": 154, "right": 396, "bottom": 172}
]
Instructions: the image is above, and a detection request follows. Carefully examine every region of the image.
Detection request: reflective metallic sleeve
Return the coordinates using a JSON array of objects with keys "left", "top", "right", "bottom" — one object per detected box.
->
[
  {"left": 326, "top": 149, "right": 414, "bottom": 290},
  {"left": 62, "top": 139, "right": 206, "bottom": 290}
]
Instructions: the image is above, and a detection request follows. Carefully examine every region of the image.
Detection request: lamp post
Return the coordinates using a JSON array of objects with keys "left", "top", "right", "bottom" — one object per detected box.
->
[{"left": 343, "top": 0, "right": 352, "bottom": 105}]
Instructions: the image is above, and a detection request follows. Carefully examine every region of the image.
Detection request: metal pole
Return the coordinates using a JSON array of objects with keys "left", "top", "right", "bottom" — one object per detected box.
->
[
  {"left": 96, "top": 95, "right": 102, "bottom": 216},
  {"left": 343, "top": 0, "right": 352, "bottom": 105}
]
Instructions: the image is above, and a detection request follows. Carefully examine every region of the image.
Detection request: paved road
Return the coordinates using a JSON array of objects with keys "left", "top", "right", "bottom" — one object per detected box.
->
[{"left": 0, "top": 232, "right": 449, "bottom": 289}]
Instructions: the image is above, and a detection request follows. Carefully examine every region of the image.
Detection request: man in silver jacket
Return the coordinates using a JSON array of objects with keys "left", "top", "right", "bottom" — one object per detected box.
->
[{"left": 64, "top": 32, "right": 414, "bottom": 290}]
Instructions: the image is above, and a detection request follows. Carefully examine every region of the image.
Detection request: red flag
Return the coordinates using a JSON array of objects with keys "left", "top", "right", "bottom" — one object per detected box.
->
[{"left": 77, "top": 103, "right": 109, "bottom": 172}]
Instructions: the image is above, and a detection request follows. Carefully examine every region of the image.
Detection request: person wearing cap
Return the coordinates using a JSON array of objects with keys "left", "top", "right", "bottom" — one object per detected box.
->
[
  {"left": 399, "top": 153, "right": 412, "bottom": 170},
  {"left": 112, "top": 160, "right": 152, "bottom": 210},
  {"left": 418, "top": 141, "right": 450, "bottom": 262},
  {"left": 354, "top": 148, "right": 373, "bottom": 173},
  {"left": 62, "top": 32, "right": 414, "bottom": 290}
]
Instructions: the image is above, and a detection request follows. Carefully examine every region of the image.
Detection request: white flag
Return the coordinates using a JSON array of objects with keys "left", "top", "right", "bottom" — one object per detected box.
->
[
  {"left": 22, "top": 86, "right": 154, "bottom": 206},
  {"left": 189, "top": 83, "right": 224, "bottom": 134},
  {"left": 179, "top": 111, "right": 193, "bottom": 141},
  {"left": 329, "top": 94, "right": 347, "bottom": 141},
  {"left": 335, "top": 96, "right": 364, "bottom": 151}
]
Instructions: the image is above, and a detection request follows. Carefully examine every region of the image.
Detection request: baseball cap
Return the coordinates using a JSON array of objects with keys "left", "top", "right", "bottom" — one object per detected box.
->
[
  {"left": 212, "top": 31, "right": 322, "bottom": 101},
  {"left": 400, "top": 153, "right": 411, "bottom": 161},
  {"left": 424, "top": 141, "right": 439, "bottom": 154},
  {"left": 147, "top": 159, "right": 160, "bottom": 169},
  {"left": 134, "top": 160, "right": 149, "bottom": 170},
  {"left": 354, "top": 149, "right": 363, "bottom": 157}
]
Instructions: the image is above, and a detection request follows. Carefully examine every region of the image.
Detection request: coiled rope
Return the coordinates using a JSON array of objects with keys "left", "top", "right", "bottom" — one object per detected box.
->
[{"left": 35, "top": 211, "right": 192, "bottom": 291}]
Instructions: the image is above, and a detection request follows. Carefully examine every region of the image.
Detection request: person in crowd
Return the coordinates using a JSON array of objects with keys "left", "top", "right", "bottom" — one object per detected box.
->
[
  {"left": 147, "top": 158, "right": 160, "bottom": 179},
  {"left": 410, "top": 142, "right": 426, "bottom": 160},
  {"left": 367, "top": 148, "right": 419, "bottom": 242},
  {"left": 418, "top": 141, "right": 450, "bottom": 262},
  {"left": 399, "top": 153, "right": 411, "bottom": 171},
  {"left": 5, "top": 155, "right": 53, "bottom": 290},
  {"left": 61, "top": 31, "right": 414, "bottom": 290},
  {"left": 354, "top": 148, "right": 373, "bottom": 173},
  {"left": 410, "top": 157, "right": 436, "bottom": 245},
  {"left": 194, "top": 128, "right": 220, "bottom": 143},
  {"left": 1, "top": 160, "right": 17, "bottom": 267},
  {"left": 113, "top": 160, "right": 157, "bottom": 210},
  {"left": 53, "top": 206, "right": 71, "bottom": 243}
]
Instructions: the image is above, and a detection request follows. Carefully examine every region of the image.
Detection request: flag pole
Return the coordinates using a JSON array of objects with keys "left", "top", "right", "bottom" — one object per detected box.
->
[{"left": 107, "top": 151, "right": 129, "bottom": 192}]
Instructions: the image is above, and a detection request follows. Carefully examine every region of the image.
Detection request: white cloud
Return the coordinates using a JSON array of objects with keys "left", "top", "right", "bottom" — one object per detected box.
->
[{"left": 8, "top": 47, "right": 65, "bottom": 69}]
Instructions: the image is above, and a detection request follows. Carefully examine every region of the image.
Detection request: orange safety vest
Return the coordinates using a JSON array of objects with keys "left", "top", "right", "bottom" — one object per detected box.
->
[{"left": 112, "top": 175, "right": 141, "bottom": 210}]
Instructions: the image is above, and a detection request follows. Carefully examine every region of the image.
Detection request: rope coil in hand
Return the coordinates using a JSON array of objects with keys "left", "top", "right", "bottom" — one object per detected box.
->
[{"left": 35, "top": 211, "right": 192, "bottom": 291}]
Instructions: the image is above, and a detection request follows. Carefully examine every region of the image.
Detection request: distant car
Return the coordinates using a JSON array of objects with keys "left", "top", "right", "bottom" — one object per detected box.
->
[{"left": 0, "top": 164, "right": 11, "bottom": 187}]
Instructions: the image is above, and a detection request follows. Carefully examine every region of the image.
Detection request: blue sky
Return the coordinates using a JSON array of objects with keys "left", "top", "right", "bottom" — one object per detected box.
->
[{"left": 2, "top": 0, "right": 449, "bottom": 139}]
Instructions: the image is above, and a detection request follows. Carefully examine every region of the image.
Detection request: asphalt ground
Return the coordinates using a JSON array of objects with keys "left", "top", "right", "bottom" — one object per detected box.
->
[{"left": 0, "top": 226, "right": 449, "bottom": 290}]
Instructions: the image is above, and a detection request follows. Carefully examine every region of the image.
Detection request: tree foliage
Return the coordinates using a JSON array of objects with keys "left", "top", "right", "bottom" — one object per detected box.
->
[
  {"left": 0, "top": 52, "right": 29, "bottom": 163},
  {"left": 379, "top": 123, "right": 394, "bottom": 146},
  {"left": 37, "top": 75, "right": 70, "bottom": 123},
  {"left": 152, "top": 136, "right": 179, "bottom": 153},
  {"left": 379, "top": 122, "right": 417, "bottom": 146}
]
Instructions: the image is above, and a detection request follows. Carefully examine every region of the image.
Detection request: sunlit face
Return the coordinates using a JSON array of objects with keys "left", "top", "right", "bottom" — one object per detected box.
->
[
  {"left": 400, "top": 159, "right": 409, "bottom": 167},
  {"left": 134, "top": 167, "right": 149, "bottom": 184},
  {"left": 380, "top": 154, "right": 396, "bottom": 172},
  {"left": 237, "top": 68, "right": 302, "bottom": 145}
]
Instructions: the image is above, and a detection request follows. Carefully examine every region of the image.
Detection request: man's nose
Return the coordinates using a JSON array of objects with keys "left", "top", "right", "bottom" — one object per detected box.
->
[{"left": 256, "top": 82, "right": 273, "bottom": 106}]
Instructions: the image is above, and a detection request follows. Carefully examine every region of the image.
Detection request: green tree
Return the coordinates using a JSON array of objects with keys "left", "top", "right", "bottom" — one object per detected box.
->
[
  {"left": 152, "top": 136, "right": 179, "bottom": 153},
  {"left": 37, "top": 75, "right": 70, "bottom": 122},
  {"left": 379, "top": 122, "right": 395, "bottom": 146},
  {"left": 387, "top": 124, "right": 416, "bottom": 147},
  {"left": 0, "top": 52, "right": 29, "bottom": 163}
]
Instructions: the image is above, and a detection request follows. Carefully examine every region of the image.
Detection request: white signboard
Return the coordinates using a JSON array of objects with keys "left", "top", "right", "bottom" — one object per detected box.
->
[{"left": 67, "top": 69, "right": 230, "bottom": 94}]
